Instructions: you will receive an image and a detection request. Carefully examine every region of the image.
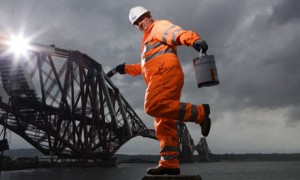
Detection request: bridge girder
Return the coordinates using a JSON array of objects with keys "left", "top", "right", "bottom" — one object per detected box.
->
[
  {"left": 0, "top": 47, "right": 151, "bottom": 159},
  {"left": 0, "top": 44, "right": 202, "bottom": 161}
]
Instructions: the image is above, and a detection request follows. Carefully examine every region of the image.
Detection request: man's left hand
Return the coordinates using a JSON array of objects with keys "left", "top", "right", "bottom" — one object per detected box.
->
[{"left": 193, "top": 39, "right": 208, "bottom": 53}]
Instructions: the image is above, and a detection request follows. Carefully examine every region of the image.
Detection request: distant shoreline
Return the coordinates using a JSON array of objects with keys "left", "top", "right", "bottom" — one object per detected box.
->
[
  {"left": 4, "top": 148, "right": 300, "bottom": 158},
  {"left": 115, "top": 153, "right": 300, "bottom": 164},
  {"left": 1, "top": 149, "right": 300, "bottom": 171},
  {"left": 3, "top": 148, "right": 300, "bottom": 161}
]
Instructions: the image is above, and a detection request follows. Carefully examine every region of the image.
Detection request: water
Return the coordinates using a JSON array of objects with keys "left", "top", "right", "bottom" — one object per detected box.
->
[{"left": 1, "top": 161, "right": 300, "bottom": 180}]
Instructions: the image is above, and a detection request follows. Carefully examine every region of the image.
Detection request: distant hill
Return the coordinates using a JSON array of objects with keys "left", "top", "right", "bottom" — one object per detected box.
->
[
  {"left": 115, "top": 153, "right": 300, "bottom": 163},
  {"left": 3, "top": 148, "right": 42, "bottom": 158},
  {"left": 210, "top": 153, "right": 300, "bottom": 162}
]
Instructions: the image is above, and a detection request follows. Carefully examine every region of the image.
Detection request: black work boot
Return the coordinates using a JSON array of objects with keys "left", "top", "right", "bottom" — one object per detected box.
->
[
  {"left": 200, "top": 104, "right": 211, "bottom": 137},
  {"left": 147, "top": 166, "right": 180, "bottom": 175}
]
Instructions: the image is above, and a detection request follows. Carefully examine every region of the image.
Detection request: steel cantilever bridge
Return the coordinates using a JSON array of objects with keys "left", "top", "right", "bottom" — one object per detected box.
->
[{"left": 0, "top": 43, "right": 209, "bottom": 162}]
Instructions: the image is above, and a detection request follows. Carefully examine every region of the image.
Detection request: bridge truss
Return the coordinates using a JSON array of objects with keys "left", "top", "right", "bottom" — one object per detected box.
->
[{"left": 0, "top": 43, "right": 205, "bottom": 161}]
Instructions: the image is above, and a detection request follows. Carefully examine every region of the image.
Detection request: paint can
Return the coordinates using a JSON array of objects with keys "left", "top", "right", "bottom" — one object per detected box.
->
[{"left": 193, "top": 51, "right": 219, "bottom": 88}]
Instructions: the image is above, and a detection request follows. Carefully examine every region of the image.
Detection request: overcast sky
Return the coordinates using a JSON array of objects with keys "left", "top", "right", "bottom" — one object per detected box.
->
[{"left": 1, "top": 0, "right": 300, "bottom": 155}]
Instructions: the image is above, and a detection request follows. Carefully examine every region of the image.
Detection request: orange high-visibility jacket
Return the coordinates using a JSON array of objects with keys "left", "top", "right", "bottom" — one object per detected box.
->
[{"left": 125, "top": 20, "right": 201, "bottom": 80}]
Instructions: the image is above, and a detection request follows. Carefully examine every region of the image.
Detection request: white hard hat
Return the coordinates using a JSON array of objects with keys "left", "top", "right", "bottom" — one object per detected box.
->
[{"left": 129, "top": 6, "right": 149, "bottom": 25}]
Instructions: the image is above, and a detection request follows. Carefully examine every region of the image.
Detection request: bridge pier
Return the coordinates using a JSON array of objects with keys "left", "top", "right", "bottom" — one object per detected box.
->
[{"left": 142, "top": 175, "right": 201, "bottom": 180}]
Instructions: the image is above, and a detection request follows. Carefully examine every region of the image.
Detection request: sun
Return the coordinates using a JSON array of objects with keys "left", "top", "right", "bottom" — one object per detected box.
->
[{"left": 7, "top": 34, "right": 31, "bottom": 58}]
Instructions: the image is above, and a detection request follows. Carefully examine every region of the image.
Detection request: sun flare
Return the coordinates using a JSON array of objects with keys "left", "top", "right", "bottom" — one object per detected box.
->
[{"left": 7, "top": 34, "right": 31, "bottom": 58}]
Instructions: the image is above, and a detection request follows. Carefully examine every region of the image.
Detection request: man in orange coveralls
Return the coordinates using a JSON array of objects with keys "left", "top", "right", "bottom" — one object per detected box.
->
[{"left": 114, "top": 6, "right": 211, "bottom": 175}]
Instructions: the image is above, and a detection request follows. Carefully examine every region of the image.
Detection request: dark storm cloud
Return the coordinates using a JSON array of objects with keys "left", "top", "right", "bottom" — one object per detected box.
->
[
  {"left": 269, "top": 0, "right": 300, "bottom": 24},
  {"left": 288, "top": 107, "right": 300, "bottom": 124},
  {"left": 219, "top": 45, "right": 300, "bottom": 111},
  {"left": 1, "top": 0, "right": 300, "bottom": 152},
  {"left": 207, "top": 1, "right": 300, "bottom": 113}
]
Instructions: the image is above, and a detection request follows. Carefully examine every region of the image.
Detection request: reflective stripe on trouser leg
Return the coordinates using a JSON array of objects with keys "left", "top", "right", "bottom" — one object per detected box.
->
[
  {"left": 190, "top": 105, "right": 198, "bottom": 122},
  {"left": 178, "top": 103, "right": 187, "bottom": 122},
  {"left": 160, "top": 145, "right": 179, "bottom": 153},
  {"left": 161, "top": 154, "right": 178, "bottom": 161},
  {"left": 178, "top": 103, "right": 198, "bottom": 122},
  {"left": 160, "top": 146, "right": 179, "bottom": 161},
  {"left": 159, "top": 146, "right": 179, "bottom": 168}
]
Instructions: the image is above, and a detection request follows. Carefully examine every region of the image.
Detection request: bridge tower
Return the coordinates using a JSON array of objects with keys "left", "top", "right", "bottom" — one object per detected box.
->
[
  {"left": 194, "top": 137, "right": 211, "bottom": 162},
  {"left": 177, "top": 122, "right": 194, "bottom": 163}
]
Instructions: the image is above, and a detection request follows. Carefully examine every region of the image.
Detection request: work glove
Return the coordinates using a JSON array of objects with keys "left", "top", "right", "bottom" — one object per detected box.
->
[
  {"left": 115, "top": 63, "right": 126, "bottom": 74},
  {"left": 193, "top": 39, "right": 208, "bottom": 53}
]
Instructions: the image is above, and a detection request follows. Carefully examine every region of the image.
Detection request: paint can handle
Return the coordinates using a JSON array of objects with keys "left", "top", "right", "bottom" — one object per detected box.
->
[{"left": 199, "top": 49, "right": 207, "bottom": 58}]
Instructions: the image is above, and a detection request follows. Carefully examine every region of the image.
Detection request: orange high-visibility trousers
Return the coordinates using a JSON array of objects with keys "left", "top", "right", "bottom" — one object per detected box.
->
[
  {"left": 142, "top": 54, "right": 206, "bottom": 168},
  {"left": 143, "top": 54, "right": 205, "bottom": 125}
]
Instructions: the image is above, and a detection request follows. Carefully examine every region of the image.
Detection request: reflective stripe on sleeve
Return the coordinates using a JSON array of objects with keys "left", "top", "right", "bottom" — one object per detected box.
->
[
  {"left": 162, "top": 25, "right": 176, "bottom": 43},
  {"left": 171, "top": 28, "right": 182, "bottom": 45},
  {"left": 162, "top": 24, "right": 182, "bottom": 45}
]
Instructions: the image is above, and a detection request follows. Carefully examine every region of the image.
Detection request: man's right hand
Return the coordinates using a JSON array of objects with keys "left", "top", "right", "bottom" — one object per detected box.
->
[{"left": 115, "top": 63, "right": 126, "bottom": 74}]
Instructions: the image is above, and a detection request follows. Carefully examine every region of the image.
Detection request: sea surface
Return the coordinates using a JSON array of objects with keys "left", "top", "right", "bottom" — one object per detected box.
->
[{"left": 1, "top": 161, "right": 300, "bottom": 180}]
